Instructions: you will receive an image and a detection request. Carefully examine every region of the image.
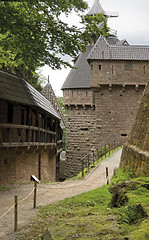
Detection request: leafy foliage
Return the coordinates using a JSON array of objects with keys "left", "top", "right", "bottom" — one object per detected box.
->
[
  {"left": 57, "top": 96, "right": 66, "bottom": 115},
  {"left": 0, "top": 0, "right": 109, "bottom": 89}
]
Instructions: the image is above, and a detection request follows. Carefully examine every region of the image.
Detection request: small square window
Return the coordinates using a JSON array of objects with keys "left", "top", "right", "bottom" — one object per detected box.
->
[
  {"left": 77, "top": 89, "right": 82, "bottom": 95},
  {"left": 99, "top": 65, "right": 102, "bottom": 70},
  {"left": 65, "top": 90, "right": 69, "bottom": 95},
  {"left": 124, "top": 61, "right": 133, "bottom": 70}
]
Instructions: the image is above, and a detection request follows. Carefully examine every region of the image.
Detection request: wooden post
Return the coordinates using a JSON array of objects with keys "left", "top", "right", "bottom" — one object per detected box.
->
[
  {"left": 33, "top": 181, "right": 37, "bottom": 209},
  {"left": 82, "top": 159, "right": 84, "bottom": 178},
  {"left": 88, "top": 154, "right": 90, "bottom": 170},
  {"left": 105, "top": 145, "right": 107, "bottom": 158},
  {"left": 14, "top": 195, "right": 17, "bottom": 232},
  {"left": 109, "top": 144, "right": 111, "bottom": 156},
  {"left": 93, "top": 150, "right": 95, "bottom": 165},
  {"left": 0, "top": 126, "right": 2, "bottom": 143},
  {"left": 106, "top": 167, "right": 109, "bottom": 185},
  {"left": 113, "top": 168, "right": 116, "bottom": 175}
]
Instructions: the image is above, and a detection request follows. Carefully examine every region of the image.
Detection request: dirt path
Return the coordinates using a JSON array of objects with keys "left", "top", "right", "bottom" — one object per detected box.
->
[{"left": 0, "top": 149, "right": 122, "bottom": 240}]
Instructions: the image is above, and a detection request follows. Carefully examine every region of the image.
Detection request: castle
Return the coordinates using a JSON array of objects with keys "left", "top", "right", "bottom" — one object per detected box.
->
[{"left": 61, "top": 0, "right": 149, "bottom": 178}]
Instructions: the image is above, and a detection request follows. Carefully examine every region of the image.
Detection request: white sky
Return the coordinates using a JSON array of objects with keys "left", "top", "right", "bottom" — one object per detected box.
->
[{"left": 40, "top": 0, "right": 149, "bottom": 96}]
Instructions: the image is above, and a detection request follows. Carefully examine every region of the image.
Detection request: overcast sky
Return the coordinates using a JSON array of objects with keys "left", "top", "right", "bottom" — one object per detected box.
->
[{"left": 41, "top": 0, "right": 149, "bottom": 96}]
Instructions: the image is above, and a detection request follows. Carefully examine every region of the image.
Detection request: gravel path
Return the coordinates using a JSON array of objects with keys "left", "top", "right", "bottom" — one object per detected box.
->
[{"left": 0, "top": 149, "right": 122, "bottom": 240}]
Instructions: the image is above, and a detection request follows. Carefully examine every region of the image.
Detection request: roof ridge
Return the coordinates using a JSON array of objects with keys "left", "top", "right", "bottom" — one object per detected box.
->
[{"left": 87, "top": 37, "right": 109, "bottom": 59}]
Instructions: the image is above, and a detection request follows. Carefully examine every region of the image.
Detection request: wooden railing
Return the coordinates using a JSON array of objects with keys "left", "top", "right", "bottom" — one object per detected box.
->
[
  {"left": 81, "top": 142, "right": 123, "bottom": 177},
  {"left": 0, "top": 123, "right": 57, "bottom": 148}
]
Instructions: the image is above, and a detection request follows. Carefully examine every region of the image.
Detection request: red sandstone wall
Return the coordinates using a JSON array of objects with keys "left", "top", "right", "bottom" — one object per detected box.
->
[
  {"left": 120, "top": 83, "right": 149, "bottom": 176},
  {"left": 63, "top": 89, "right": 94, "bottom": 106},
  {"left": 65, "top": 105, "right": 96, "bottom": 178},
  {"left": 94, "top": 85, "right": 144, "bottom": 146},
  {"left": 90, "top": 60, "right": 149, "bottom": 87},
  {"left": 0, "top": 148, "right": 56, "bottom": 184}
]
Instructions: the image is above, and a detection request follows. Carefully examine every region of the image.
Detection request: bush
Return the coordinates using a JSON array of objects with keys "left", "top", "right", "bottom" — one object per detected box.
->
[{"left": 118, "top": 203, "right": 148, "bottom": 224}]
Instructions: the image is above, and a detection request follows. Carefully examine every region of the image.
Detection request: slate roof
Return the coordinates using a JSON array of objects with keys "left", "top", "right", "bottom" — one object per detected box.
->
[
  {"left": 88, "top": 37, "right": 149, "bottom": 61},
  {"left": 61, "top": 45, "right": 93, "bottom": 90},
  {"left": 0, "top": 71, "right": 60, "bottom": 120},
  {"left": 61, "top": 36, "right": 131, "bottom": 90},
  {"left": 87, "top": 0, "right": 105, "bottom": 16},
  {"left": 42, "top": 83, "right": 66, "bottom": 128}
]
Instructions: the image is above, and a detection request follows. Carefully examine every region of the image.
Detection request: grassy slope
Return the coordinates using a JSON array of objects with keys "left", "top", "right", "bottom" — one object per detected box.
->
[{"left": 16, "top": 168, "right": 149, "bottom": 240}]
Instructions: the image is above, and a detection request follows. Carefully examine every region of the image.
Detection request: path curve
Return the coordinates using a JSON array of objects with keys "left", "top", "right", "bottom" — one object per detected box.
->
[{"left": 0, "top": 149, "right": 122, "bottom": 240}]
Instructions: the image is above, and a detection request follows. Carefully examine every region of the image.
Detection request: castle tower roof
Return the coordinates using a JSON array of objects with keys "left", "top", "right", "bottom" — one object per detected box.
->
[
  {"left": 61, "top": 36, "right": 127, "bottom": 90},
  {"left": 87, "top": 36, "right": 149, "bottom": 61},
  {"left": 87, "top": 0, "right": 105, "bottom": 16},
  {"left": 61, "top": 45, "right": 92, "bottom": 90}
]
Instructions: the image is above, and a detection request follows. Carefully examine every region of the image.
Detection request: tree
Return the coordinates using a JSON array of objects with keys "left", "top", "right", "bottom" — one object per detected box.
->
[
  {"left": 57, "top": 96, "right": 66, "bottom": 115},
  {"left": 0, "top": 0, "right": 109, "bottom": 88}
]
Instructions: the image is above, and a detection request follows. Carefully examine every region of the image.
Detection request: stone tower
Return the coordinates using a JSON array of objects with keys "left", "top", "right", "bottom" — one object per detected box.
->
[{"left": 61, "top": 0, "right": 149, "bottom": 179}]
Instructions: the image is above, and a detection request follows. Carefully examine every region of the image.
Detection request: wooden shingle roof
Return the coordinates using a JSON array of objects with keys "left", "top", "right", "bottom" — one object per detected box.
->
[{"left": 0, "top": 71, "right": 60, "bottom": 120}]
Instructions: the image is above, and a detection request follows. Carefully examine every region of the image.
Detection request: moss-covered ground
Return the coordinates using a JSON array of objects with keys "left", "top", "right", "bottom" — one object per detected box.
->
[{"left": 16, "top": 168, "right": 149, "bottom": 240}]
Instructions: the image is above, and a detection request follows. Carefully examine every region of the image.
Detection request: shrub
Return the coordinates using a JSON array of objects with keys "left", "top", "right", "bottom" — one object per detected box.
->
[{"left": 118, "top": 203, "right": 148, "bottom": 224}]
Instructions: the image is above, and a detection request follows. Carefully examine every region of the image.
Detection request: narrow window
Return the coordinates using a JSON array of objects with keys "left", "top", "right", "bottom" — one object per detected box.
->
[
  {"left": 7, "top": 102, "right": 13, "bottom": 123},
  {"left": 21, "top": 109, "right": 25, "bottom": 125},
  {"left": 91, "top": 64, "right": 93, "bottom": 70},
  {"left": 4, "top": 159, "right": 7, "bottom": 165},
  {"left": 121, "top": 134, "right": 127, "bottom": 137},
  {"left": 72, "top": 90, "right": 73, "bottom": 97},
  {"left": 99, "top": 65, "right": 102, "bottom": 70},
  {"left": 112, "top": 65, "right": 114, "bottom": 74},
  {"left": 144, "top": 65, "right": 146, "bottom": 74},
  {"left": 80, "top": 128, "right": 88, "bottom": 131}
]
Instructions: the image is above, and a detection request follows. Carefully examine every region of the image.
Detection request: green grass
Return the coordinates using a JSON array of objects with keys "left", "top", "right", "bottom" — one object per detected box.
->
[
  {"left": 16, "top": 168, "right": 149, "bottom": 240},
  {"left": 0, "top": 186, "right": 11, "bottom": 192}
]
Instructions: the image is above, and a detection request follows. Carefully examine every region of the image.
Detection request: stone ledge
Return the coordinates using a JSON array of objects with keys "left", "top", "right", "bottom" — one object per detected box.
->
[{"left": 124, "top": 142, "right": 149, "bottom": 159}]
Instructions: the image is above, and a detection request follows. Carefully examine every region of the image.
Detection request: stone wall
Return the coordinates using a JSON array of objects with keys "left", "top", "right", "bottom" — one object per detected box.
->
[
  {"left": 64, "top": 84, "right": 145, "bottom": 179},
  {"left": 90, "top": 60, "right": 149, "bottom": 87},
  {"left": 63, "top": 59, "right": 148, "bottom": 178},
  {"left": 94, "top": 85, "right": 145, "bottom": 147},
  {"left": 63, "top": 89, "right": 94, "bottom": 106},
  {"left": 120, "top": 82, "right": 149, "bottom": 176},
  {"left": 0, "top": 148, "right": 56, "bottom": 184},
  {"left": 65, "top": 105, "right": 96, "bottom": 178}
]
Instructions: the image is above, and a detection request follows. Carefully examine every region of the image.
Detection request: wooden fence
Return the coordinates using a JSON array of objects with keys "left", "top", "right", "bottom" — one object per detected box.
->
[{"left": 81, "top": 142, "right": 123, "bottom": 178}]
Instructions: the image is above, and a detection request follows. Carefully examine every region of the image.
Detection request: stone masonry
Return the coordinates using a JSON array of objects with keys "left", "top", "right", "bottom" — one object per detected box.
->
[
  {"left": 120, "top": 82, "right": 149, "bottom": 176},
  {"left": 65, "top": 104, "right": 96, "bottom": 178},
  {"left": 62, "top": 36, "right": 149, "bottom": 178}
]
